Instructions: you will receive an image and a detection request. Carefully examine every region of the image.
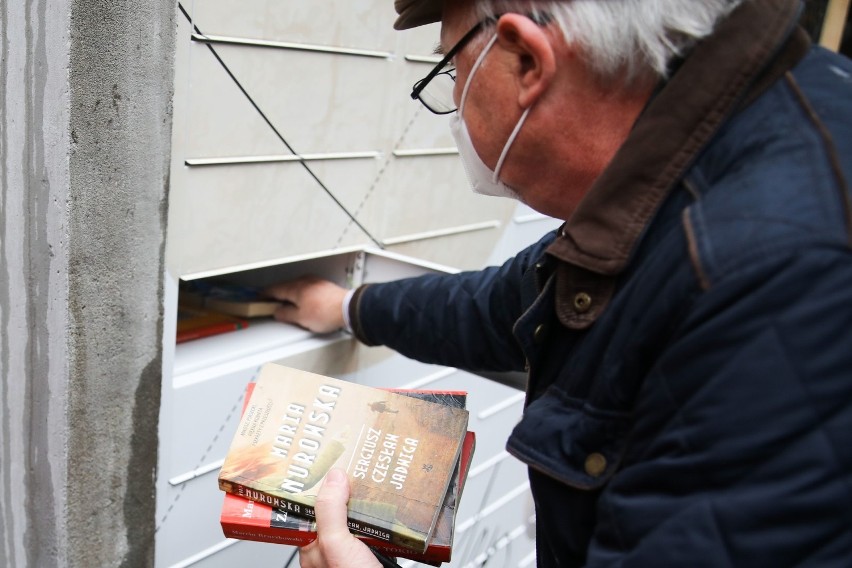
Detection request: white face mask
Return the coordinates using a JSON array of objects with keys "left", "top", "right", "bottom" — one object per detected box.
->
[{"left": 449, "top": 34, "right": 532, "bottom": 200}]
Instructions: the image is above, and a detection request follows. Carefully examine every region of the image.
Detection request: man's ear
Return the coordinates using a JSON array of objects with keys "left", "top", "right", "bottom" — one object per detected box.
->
[{"left": 496, "top": 13, "right": 557, "bottom": 108}]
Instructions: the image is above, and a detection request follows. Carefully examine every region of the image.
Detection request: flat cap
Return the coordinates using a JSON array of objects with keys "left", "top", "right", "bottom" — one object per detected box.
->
[{"left": 394, "top": 0, "right": 443, "bottom": 30}]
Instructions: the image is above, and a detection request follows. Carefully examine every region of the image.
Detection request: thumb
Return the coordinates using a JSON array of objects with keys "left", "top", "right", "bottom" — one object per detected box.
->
[{"left": 314, "top": 468, "right": 352, "bottom": 539}]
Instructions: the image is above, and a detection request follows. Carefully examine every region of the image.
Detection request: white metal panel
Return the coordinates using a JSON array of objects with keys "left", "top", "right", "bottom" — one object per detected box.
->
[
  {"left": 365, "top": 156, "right": 515, "bottom": 244},
  {"left": 167, "top": 1, "right": 524, "bottom": 277},
  {"left": 398, "top": 20, "right": 443, "bottom": 58},
  {"left": 190, "top": 0, "right": 398, "bottom": 51},
  {"left": 386, "top": 225, "right": 508, "bottom": 272},
  {"left": 179, "top": 40, "right": 291, "bottom": 159},
  {"left": 187, "top": 45, "right": 396, "bottom": 155},
  {"left": 167, "top": 161, "right": 376, "bottom": 276}
]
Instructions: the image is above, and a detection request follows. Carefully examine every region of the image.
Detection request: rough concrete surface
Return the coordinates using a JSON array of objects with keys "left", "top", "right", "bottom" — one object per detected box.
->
[{"left": 1, "top": 0, "right": 175, "bottom": 566}]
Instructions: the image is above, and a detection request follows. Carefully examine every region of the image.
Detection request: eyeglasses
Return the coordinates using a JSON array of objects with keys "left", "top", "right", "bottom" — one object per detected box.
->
[
  {"left": 410, "top": 17, "right": 496, "bottom": 115},
  {"left": 410, "top": 13, "right": 552, "bottom": 115}
]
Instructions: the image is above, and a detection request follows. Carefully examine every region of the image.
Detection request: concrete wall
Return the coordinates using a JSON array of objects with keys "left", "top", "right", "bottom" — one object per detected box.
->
[{"left": 0, "top": 1, "right": 175, "bottom": 566}]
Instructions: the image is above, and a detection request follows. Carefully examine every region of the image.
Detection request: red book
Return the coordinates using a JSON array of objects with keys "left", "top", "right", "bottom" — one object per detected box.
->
[{"left": 175, "top": 306, "right": 248, "bottom": 343}]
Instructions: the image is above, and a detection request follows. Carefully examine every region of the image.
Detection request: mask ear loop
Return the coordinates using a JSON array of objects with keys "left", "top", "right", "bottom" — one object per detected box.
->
[
  {"left": 492, "top": 105, "right": 531, "bottom": 183},
  {"left": 459, "top": 34, "right": 499, "bottom": 115},
  {"left": 458, "top": 32, "right": 532, "bottom": 185}
]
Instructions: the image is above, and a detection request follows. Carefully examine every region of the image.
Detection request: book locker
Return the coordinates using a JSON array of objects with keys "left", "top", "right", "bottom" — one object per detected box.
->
[
  {"left": 159, "top": 1, "right": 560, "bottom": 567},
  {"left": 161, "top": 1, "right": 852, "bottom": 566}
]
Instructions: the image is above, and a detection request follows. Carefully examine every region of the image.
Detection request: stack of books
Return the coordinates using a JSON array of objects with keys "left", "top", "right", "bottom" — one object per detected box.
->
[
  {"left": 176, "top": 281, "right": 283, "bottom": 343},
  {"left": 218, "top": 363, "right": 475, "bottom": 565},
  {"left": 175, "top": 305, "right": 249, "bottom": 343}
]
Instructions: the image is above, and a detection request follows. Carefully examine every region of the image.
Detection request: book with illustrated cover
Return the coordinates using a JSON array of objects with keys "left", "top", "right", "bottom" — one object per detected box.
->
[
  {"left": 220, "top": 384, "right": 475, "bottom": 564},
  {"left": 221, "top": 431, "right": 476, "bottom": 564},
  {"left": 218, "top": 363, "right": 470, "bottom": 553}
]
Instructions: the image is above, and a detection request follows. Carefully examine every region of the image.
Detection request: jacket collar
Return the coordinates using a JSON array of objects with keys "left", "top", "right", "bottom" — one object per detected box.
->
[{"left": 545, "top": 0, "right": 810, "bottom": 329}]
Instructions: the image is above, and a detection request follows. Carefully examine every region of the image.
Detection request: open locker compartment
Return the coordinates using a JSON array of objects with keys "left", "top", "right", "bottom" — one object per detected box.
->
[
  {"left": 171, "top": 247, "right": 458, "bottom": 380},
  {"left": 156, "top": 247, "right": 536, "bottom": 568}
]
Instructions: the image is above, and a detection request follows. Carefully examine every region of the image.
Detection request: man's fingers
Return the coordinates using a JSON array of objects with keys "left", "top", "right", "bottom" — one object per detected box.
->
[
  {"left": 263, "top": 281, "right": 300, "bottom": 303},
  {"left": 314, "top": 469, "right": 352, "bottom": 541},
  {"left": 273, "top": 302, "right": 300, "bottom": 324},
  {"left": 263, "top": 274, "right": 319, "bottom": 302},
  {"left": 264, "top": 276, "right": 347, "bottom": 333}
]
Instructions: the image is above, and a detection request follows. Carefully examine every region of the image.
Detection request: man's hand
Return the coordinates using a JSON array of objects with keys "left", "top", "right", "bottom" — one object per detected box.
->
[
  {"left": 263, "top": 276, "right": 349, "bottom": 334},
  {"left": 299, "top": 469, "right": 380, "bottom": 568}
]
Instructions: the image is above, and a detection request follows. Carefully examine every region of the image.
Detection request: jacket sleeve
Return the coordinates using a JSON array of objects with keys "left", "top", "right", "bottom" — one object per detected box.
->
[
  {"left": 348, "top": 231, "right": 558, "bottom": 373},
  {"left": 589, "top": 245, "right": 852, "bottom": 565}
]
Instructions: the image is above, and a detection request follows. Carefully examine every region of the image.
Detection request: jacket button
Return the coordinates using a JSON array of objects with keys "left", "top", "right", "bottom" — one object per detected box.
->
[
  {"left": 573, "top": 292, "right": 592, "bottom": 313},
  {"left": 533, "top": 324, "right": 547, "bottom": 343},
  {"left": 584, "top": 453, "right": 607, "bottom": 477}
]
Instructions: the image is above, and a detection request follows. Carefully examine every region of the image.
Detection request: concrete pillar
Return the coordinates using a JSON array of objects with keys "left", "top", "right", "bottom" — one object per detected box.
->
[{"left": 1, "top": 0, "right": 175, "bottom": 566}]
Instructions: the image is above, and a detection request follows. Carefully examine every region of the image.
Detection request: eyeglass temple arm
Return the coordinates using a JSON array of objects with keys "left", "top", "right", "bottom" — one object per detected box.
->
[{"left": 409, "top": 12, "right": 551, "bottom": 100}]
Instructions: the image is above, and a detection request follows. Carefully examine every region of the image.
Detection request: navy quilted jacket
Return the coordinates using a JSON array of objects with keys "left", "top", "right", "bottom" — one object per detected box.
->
[{"left": 350, "top": 0, "right": 852, "bottom": 565}]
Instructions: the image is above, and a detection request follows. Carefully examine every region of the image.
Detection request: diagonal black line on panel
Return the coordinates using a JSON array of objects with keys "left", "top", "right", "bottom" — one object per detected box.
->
[{"left": 177, "top": 2, "right": 382, "bottom": 248}]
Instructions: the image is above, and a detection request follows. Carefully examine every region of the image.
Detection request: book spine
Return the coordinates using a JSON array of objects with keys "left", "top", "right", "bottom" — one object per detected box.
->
[
  {"left": 219, "top": 480, "right": 312, "bottom": 517},
  {"left": 176, "top": 321, "right": 242, "bottom": 343},
  {"left": 219, "top": 480, "right": 429, "bottom": 553},
  {"left": 221, "top": 523, "right": 311, "bottom": 547},
  {"left": 220, "top": 521, "right": 449, "bottom": 564}
]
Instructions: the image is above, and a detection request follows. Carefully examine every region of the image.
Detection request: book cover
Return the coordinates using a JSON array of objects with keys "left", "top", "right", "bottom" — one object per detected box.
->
[
  {"left": 220, "top": 431, "right": 476, "bottom": 565},
  {"left": 218, "top": 363, "right": 470, "bottom": 553},
  {"left": 221, "top": 385, "right": 474, "bottom": 563}
]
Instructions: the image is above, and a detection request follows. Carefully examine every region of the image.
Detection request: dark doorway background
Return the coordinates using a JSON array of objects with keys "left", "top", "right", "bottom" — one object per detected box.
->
[{"left": 800, "top": 0, "right": 851, "bottom": 56}]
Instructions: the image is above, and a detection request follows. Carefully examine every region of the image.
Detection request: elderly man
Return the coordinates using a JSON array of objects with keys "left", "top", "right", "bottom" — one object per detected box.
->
[{"left": 287, "top": 0, "right": 852, "bottom": 566}]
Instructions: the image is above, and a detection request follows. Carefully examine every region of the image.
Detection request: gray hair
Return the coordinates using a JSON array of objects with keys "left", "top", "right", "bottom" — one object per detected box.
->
[{"left": 474, "top": 0, "right": 745, "bottom": 84}]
